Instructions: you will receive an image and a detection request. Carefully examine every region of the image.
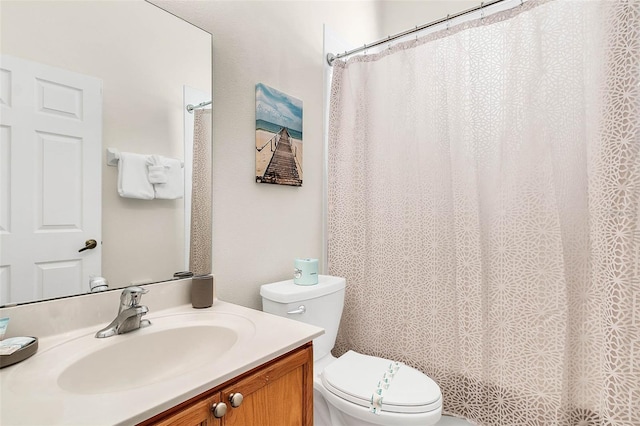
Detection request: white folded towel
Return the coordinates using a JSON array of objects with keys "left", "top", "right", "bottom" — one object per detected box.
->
[
  {"left": 117, "top": 152, "right": 154, "bottom": 200},
  {"left": 146, "top": 155, "right": 167, "bottom": 184},
  {"left": 153, "top": 156, "right": 183, "bottom": 200},
  {"left": 148, "top": 166, "right": 166, "bottom": 184}
]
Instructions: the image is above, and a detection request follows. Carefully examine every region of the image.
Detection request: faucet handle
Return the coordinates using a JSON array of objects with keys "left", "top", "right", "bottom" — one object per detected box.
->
[{"left": 121, "top": 286, "right": 148, "bottom": 307}]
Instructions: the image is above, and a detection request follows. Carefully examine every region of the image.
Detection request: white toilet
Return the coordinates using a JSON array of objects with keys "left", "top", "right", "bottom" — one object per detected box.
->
[{"left": 260, "top": 275, "right": 442, "bottom": 426}]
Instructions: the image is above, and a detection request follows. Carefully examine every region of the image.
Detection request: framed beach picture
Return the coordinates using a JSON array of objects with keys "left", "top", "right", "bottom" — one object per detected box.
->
[{"left": 255, "top": 83, "right": 303, "bottom": 187}]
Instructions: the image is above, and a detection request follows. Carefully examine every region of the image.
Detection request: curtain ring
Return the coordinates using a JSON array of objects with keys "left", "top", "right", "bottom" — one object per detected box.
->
[
  {"left": 446, "top": 14, "right": 451, "bottom": 30},
  {"left": 415, "top": 25, "right": 419, "bottom": 41},
  {"left": 480, "top": 1, "right": 485, "bottom": 19},
  {"left": 363, "top": 43, "right": 367, "bottom": 55}
]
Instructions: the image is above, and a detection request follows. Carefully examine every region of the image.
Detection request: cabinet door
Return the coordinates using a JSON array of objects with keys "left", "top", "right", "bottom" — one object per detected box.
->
[
  {"left": 220, "top": 345, "right": 313, "bottom": 426},
  {"left": 147, "top": 394, "right": 221, "bottom": 426}
]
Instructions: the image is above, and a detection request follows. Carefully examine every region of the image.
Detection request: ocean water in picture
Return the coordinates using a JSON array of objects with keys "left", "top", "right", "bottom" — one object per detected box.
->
[{"left": 256, "top": 119, "right": 303, "bottom": 140}]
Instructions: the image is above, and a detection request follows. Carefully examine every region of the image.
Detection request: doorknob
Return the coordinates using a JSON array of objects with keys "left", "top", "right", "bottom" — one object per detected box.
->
[{"left": 78, "top": 239, "right": 97, "bottom": 252}]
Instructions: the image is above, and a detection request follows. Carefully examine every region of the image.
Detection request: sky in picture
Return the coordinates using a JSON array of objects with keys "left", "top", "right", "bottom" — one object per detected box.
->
[{"left": 256, "top": 83, "right": 302, "bottom": 133}]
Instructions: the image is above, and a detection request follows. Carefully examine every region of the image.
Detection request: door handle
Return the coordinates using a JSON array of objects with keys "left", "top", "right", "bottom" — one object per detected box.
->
[{"left": 78, "top": 239, "right": 97, "bottom": 252}]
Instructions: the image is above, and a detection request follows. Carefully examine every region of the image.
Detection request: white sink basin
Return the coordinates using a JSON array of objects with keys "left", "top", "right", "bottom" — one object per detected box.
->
[
  {"left": 5, "top": 311, "right": 255, "bottom": 395},
  {"left": 58, "top": 324, "right": 238, "bottom": 394}
]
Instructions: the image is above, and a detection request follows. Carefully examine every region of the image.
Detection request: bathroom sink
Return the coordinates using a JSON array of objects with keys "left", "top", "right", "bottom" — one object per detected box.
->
[
  {"left": 4, "top": 311, "right": 256, "bottom": 395},
  {"left": 0, "top": 300, "right": 324, "bottom": 426},
  {"left": 58, "top": 324, "right": 238, "bottom": 394}
]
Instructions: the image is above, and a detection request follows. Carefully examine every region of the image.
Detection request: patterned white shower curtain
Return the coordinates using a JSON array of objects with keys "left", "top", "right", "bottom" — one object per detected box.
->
[
  {"left": 189, "top": 109, "right": 212, "bottom": 276},
  {"left": 327, "top": 1, "right": 639, "bottom": 424}
]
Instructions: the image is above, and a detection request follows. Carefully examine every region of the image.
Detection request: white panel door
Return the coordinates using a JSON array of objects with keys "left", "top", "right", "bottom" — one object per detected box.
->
[{"left": 0, "top": 55, "right": 102, "bottom": 304}]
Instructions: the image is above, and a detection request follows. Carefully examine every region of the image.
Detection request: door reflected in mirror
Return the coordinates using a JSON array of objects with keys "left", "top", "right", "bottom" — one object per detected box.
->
[{"left": 0, "top": 1, "right": 212, "bottom": 306}]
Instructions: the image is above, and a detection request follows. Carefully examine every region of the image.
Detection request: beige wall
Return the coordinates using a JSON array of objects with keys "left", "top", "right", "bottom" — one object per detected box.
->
[
  {"left": 152, "top": 0, "right": 379, "bottom": 309},
  {"left": 151, "top": 1, "right": 481, "bottom": 310},
  {"left": 1, "top": 1, "right": 211, "bottom": 291}
]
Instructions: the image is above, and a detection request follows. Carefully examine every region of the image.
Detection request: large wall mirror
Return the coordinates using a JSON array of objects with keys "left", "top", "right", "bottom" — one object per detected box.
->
[{"left": 0, "top": 1, "right": 212, "bottom": 306}]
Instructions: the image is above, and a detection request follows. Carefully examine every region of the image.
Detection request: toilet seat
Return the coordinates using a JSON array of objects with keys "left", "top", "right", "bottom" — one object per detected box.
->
[{"left": 321, "top": 351, "right": 442, "bottom": 414}]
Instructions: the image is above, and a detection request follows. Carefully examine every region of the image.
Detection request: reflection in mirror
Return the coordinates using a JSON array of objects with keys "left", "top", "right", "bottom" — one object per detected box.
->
[{"left": 0, "top": 1, "right": 212, "bottom": 306}]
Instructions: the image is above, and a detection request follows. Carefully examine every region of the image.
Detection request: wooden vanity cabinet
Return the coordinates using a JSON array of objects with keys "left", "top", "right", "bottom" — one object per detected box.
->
[
  {"left": 150, "top": 394, "right": 222, "bottom": 426},
  {"left": 139, "top": 343, "right": 313, "bottom": 426}
]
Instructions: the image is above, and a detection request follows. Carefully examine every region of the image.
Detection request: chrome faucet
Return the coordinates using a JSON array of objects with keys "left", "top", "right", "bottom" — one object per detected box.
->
[{"left": 95, "top": 286, "right": 151, "bottom": 338}]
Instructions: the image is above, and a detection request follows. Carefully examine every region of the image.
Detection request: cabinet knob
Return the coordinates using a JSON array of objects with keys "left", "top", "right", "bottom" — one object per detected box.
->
[
  {"left": 211, "top": 402, "right": 227, "bottom": 418},
  {"left": 229, "top": 392, "right": 244, "bottom": 408}
]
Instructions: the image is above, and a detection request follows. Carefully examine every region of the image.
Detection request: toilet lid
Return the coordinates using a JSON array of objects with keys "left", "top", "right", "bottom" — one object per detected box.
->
[{"left": 321, "top": 351, "right": 442, "bottom": 414}]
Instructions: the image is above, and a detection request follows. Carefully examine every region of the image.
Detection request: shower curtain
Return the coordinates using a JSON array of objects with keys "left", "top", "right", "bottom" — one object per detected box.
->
[
  {"left": 327, "top": 0, "right": 639, "bottom": 424},
  {"left": 189, "top": 109, "right": 212, "bottom": 275}
]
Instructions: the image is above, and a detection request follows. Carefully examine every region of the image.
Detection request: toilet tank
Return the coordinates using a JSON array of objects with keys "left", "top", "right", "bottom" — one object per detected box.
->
[{"left": 261, "top": 275, "right": 345, "bottom": 361}]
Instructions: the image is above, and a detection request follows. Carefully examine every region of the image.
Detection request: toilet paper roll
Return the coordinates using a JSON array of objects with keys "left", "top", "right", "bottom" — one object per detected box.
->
[{"left": 293, "top": 258, "right": 318, "bottom": 286}]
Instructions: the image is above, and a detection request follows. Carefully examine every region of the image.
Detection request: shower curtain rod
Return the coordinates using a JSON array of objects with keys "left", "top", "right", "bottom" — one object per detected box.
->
[
  {"left": 186, "top": 100, "right": 212, "bottom": 113},
  {"left": 327, "top": 0, "right": 515, "bottom": 66}
]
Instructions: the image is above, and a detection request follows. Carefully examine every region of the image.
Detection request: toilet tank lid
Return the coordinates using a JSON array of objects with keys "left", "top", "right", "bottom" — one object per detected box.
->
[{"left": 260, "top": 275, "right": 346, "bottom": 303}]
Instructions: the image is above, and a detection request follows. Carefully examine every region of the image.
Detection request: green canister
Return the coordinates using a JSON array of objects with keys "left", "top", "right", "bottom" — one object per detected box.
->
[{"left": 293, "top": 258, "right": 319, "bottom": 285}]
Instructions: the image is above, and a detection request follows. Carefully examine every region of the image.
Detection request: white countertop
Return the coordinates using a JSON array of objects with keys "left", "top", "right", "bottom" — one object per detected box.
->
[{"left": 0, "top": 300, "right": 323, "bottom": 425}]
